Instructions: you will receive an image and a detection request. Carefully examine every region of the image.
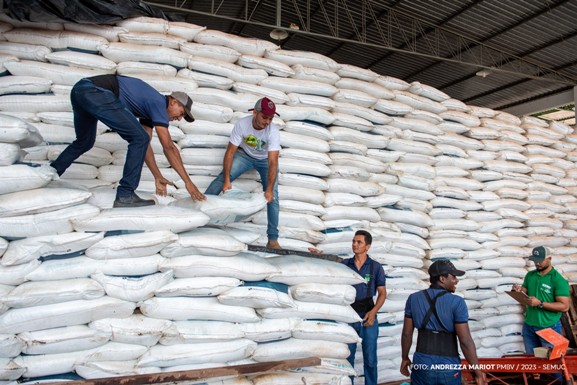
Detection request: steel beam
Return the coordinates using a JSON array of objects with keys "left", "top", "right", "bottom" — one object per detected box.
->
[{"left": 145, "top": 0, "right": 577, "bottom": 85}]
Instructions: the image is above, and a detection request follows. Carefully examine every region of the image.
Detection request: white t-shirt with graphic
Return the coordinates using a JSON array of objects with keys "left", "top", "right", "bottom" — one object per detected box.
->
[{"left": 229, "top": 115, "right": 281, "bottom": 160}]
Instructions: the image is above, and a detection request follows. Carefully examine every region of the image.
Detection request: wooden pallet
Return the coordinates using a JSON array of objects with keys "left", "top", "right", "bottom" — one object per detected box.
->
[{"left": 561, "top": 284, "right": 577, "bottom": 348}]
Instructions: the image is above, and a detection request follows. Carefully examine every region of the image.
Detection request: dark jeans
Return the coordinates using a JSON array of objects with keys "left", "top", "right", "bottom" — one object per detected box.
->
[{"left": 51, "top": 78, "right": 150, "bottom": 198}]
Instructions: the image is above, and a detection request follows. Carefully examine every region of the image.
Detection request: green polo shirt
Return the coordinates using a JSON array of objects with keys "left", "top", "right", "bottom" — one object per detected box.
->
[{"left": 522, "top": 267, "right": 570, "bottom": 328}]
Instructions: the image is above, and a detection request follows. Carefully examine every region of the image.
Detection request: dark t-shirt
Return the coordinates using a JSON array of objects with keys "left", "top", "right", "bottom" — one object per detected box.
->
[
  {"left": 88, "top": 75, "right": 169, "bottom": 128},
  {"left": 341, "top": 256, "right": 386, "bottom": 301}
]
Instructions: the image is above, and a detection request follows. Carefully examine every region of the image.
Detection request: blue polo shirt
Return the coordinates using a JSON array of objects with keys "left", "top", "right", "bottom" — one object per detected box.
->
[
  {"left": 117, "top": 76, "right": 169, "bottom": 128},
  {"left": 342, "top": 256, "right": 386, "bottom": 302},
  {"left": 405, "top": 288, "right": 469, "bottom": 366}
]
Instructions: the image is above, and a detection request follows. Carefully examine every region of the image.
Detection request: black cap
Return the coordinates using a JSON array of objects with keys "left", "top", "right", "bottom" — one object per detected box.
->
[{"left": 428, "top": 259, "right": 465, "bottom": 277}]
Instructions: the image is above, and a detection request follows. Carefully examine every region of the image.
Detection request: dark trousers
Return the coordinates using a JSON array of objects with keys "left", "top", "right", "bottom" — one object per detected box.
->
[{"left": 51, "top": 78, "right": 150, "bottom": 198}]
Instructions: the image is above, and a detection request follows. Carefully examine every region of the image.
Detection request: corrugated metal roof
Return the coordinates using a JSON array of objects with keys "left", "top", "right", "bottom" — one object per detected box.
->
[{"left": 146, "top": 0, "right": 577, "bottom": 113}]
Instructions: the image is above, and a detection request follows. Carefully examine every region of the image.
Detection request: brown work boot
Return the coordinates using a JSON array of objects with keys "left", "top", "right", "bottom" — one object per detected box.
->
[{"left": 266, "top": 240, "right": 282, "bottom": 249}]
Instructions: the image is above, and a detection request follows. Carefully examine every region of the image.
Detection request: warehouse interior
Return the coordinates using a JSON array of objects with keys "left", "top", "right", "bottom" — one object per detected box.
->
[
  {"left": 3, "top": 0, "right": 576, "bottom": 125},
  {"left": 0, "top": 1, "right": 577, "bottom": 384}
]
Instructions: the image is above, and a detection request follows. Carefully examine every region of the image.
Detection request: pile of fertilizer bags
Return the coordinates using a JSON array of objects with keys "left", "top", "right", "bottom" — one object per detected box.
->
[{"left": 0, "top": 13, "right": 576, "bottom": 385}]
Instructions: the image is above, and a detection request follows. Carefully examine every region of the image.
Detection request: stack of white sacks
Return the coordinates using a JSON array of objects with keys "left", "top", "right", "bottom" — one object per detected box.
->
[{"left": 0, "top": 13, "right": 575, "bottom": 385}]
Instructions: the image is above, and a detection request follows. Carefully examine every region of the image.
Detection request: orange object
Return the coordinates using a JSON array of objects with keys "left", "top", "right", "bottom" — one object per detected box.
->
[{"left": 535, "top": 327, "right": 569, "bottom": 360}]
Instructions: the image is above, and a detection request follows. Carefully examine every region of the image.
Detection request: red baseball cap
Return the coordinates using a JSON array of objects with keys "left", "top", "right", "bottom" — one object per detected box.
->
[{"left": 250, "top": 97, "right": 279, "bottom": 117}]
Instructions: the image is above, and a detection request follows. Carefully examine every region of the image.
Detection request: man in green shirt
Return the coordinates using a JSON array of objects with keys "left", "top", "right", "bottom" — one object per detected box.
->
[{"left": 512, "top": 246, "right": 570, "bottom": 355}]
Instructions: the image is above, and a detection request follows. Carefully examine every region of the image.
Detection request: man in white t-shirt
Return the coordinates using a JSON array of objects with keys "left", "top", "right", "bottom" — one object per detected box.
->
[{"left": 205, "top": 97, "right": 282, "bottom": 249}]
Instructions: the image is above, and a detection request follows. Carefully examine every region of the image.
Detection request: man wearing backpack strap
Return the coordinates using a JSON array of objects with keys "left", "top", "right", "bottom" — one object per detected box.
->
[{"left": 400, "top": 259, "right": 486, "bottom": 385}]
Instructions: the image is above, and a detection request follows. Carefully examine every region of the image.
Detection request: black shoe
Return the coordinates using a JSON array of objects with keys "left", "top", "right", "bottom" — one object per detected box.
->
[{"left": 113, "top": 193, "right": 155, "bottom": 208}]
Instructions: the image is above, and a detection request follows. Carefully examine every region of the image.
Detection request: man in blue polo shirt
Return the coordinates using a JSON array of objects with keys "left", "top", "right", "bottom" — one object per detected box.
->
[
  {"left": 400, "top": 259, "right": 486, "bottom": 385},
  {"left": 49, "top": 75, "right": 205, "bottom": 207},
  {"left": 341, "top": 230, "right": 386, "bottom": 385}
]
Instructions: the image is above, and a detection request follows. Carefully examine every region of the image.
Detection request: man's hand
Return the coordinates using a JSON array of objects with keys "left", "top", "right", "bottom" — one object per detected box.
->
[
  {"left": 527, "top": 296, "right": 541, "bottom": 307},
  {"left": 363, "top": 309, "right": 378, "bottom": 326},
  {"left": 400, "top": 358, "right": 412, "bottom": 377},
  {"left": 512, "top": 284, "right": 522, "bottom": 292},
  {"left": 264, "top": 190, "right": 274, "bottom": 203},
  {"left": 475, "top": 370, "right": 487, "bottom": 385},
  {"left": 186, "top": 181, "right": 206, "bottom": 201},
  {"left": 222, "top": 180, "right": 233, "bottom": 193},
  {"left": 155, "top": 177, "right": 176, "bottom": 196},
  {"left": 308, "top": 247, "right": 322, "bottom": 254}
]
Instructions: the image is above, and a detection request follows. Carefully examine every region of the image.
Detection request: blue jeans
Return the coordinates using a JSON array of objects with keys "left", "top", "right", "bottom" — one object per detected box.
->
[
  {"left": 523, "top": 321, "right": 562, "bottom": 354},
  {"left": 205, "top": 149, "right": 279, "bottom": 240},
  {"left": 523, "top": 321, "right": 564, "bottom": 384},
  {"left": 411, "top": 367, "right": 461, "bottom": 385},
  {"left": 348, "top": 320, "right": 378, "bottom": 385},
  {"left": 51, "top": 78, "right": 150, "bottom": 198}
]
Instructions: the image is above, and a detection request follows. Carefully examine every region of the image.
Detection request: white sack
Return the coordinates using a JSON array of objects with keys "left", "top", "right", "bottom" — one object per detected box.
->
[
  {"left": 0, "top": 204, "right": 100, "bottom": 239},
  {"left": 18, "top": 325, "right": 110, "bottom": 355},
  {"left": 251, "top": 338, "right": 349, "bottom": 361},
  {"left": 137, "top": 339, "right": 257, "bottom": 368},
  {"left": 139, "top": 297, "right": 260, "bottom": 323},
  {"left": 160, "top": 253, "right": 278, "bottom": 281},
  {"left": 266, "top": 255, "right": 365, "bottom": 285},
  {"left": 154, "top": 277, "right": 242, "bottom": 297},
  {"left": 160, "top": 227, "right": 247, "bottom": 257},
  {"left": 0, "top": 296, "right": 135, "bottom": 334},
  {"left": 71, "top": 206, "right": 210, "bottom": 233},
  {"left": 161, "top": 320, "right": 244, "bottom": 344},
  {"left": 170, "top": 189, "right": 267, "bottom": 225},
  {"left": 85, "top": 231, "right": 177, "bottom": 260},
  {"left": 89, "top": 314, "right": 173, "bottom": 347},
  {"left": 91, "top": 270, "right": 173, "bottom": 303}
]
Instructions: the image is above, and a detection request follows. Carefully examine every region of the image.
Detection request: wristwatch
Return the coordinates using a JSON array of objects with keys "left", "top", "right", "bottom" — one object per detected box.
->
[{"left": 538, "top": 301, "right": 544, "bottom": 309}]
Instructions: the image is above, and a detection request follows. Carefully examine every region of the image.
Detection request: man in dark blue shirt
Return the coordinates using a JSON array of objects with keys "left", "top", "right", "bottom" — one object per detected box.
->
[
  {"left": 342, "top": 230, "right": 386, "bottom": 385},
  {"left": 50, "top": 75, "right": 205, "bottom": 207},
  {"left": 400, "top": 259, "right": 486, "bottom": 385}
]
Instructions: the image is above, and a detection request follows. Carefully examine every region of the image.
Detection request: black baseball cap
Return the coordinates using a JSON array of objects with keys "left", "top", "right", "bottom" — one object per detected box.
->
[{"left": 428, "top": 259, "right": 465, "bottom": 277}]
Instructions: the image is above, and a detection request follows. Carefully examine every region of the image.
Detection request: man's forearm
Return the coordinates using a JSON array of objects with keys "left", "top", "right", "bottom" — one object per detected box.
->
[
  {"left": 222, "top": 150, "right": 235, "bottom": 183},
  {"left": 266, "top": 163, "right": 277, "bottom": 192},
  {"left": 541, "top": 300, "right": 569, "bottom": 313},
  {"left": 144, "top": 146, "right": 162, "bottom": 179},
  {"left": 164, "top": 144, "right": 193, "bottom": 185},
  {"left": 373, "top": 287, "right": 386, "bottom": 312}
]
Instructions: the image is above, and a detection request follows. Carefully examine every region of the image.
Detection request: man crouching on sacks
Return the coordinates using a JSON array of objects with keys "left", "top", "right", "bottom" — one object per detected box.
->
[
  {"left": 310, "top": 230, "right": 386, "bottom": 385},
  {"left": 48, "top": 74, "right": 205, "bottom": 207},
  {"left": 400, "top": 259, "right": 486, "bottom": 385},
  {"left": 204, "top": 97, "right": 282, "bottom": 249}
]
